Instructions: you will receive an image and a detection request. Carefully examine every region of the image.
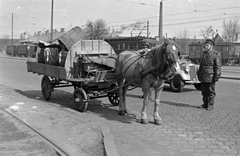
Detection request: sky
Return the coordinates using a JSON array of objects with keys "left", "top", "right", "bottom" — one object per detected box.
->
[{"left": 0, "top": 0, "right": 240, "bottom": 39}]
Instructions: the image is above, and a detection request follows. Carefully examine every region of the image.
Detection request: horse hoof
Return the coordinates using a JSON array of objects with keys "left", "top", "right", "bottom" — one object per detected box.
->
[
  {"left": 154, "top": 119, "right": 162, "bottom": 125},
  {"left": 141, "top": 119, "right": 149, "bottom": 124},
  {"left": 119, "top": 110, "right": 126, "bottom": 116}
]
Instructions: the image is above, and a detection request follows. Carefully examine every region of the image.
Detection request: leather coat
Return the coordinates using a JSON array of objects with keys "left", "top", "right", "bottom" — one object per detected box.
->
[{"left": 198, "top": 49, "right": 221, "bottom": 82}]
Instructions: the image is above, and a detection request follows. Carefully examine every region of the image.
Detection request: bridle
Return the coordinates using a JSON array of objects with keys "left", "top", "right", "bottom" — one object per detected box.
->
[{"left": 146, "top": 42, "right": 179, "bottom": 80}]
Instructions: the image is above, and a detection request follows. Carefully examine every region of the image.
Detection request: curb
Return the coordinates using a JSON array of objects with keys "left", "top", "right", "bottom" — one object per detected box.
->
[
  {"left": 220, "top": 76, "right": 240, "bottom": 80},
  {"left": 0, "top": 56, "right": 34, "bottom": 61},
  {"left": 100, "top": 125, "right": 119, "bottom": 156},
  {"left": 63, "top": 106, "right": 119, "bottom": 156}
]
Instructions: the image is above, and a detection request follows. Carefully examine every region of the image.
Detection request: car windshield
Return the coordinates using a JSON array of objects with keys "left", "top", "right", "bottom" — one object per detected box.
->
[{"left": 179, "top": 55, "right": 189, "bottom": 60}]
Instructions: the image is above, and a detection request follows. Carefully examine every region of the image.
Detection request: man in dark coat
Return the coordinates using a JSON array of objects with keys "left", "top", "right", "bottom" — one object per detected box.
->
[{"left": 197, "top": 39, "right": 221, "bottom": 110}]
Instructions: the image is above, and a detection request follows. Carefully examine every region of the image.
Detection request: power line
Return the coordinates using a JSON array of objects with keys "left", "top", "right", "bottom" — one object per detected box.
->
[
  {"left": 165, "top": 6, "right": 240, "bottom": 17},
  {"left": 113, "top": 0, "right": 156, "bottom": 7},
  {"left": 149, "top": 12, "right": 240, "bottom": 25},
  {"left": 107, "top": 5, "right": 240, "bottom": 27},
  {"left": 149, "top": 15, "right": 240, "bottom": 27}
]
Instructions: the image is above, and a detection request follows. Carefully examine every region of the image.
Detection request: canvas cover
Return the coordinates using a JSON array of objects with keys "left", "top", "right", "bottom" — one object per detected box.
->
[{"left": 57, "top": 26, "right": 85, "bottom": 50}]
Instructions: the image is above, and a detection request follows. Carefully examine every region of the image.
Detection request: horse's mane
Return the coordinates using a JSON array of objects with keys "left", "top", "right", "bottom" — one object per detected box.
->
[
  {"left": 151, "top": 44, "right": 166, "bottom": 63},
  {"left": 148, "top": 43, "right": 167, "bottom": 74},
  {"left": 148, "top": 38, "right": 179, "bottom": 76}
]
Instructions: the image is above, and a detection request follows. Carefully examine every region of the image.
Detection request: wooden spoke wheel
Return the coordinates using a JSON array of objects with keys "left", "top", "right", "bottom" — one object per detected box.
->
[
  {"left": 107, "top": 89, "right": 119, "bottom": 106},
  {"left": 41, "top": 76, "right": 53, "bottom": 101},
  {"left": 74, "top": 88, "right": 89, "bottom": 112}
]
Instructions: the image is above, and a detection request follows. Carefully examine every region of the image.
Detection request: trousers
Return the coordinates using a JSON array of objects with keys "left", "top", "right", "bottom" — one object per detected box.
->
[{"left": 201, "top": 82, "right": 216, "bottom": 105}]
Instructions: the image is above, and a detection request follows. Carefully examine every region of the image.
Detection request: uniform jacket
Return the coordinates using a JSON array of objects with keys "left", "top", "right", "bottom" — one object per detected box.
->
[{"left": 198, "top": 49, "right": 221, "bottom": 82}]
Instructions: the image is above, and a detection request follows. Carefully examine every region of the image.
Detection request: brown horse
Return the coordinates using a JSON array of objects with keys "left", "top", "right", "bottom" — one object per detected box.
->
[{"left": 115, "top": 38, "right": 180, "bottom": 125}]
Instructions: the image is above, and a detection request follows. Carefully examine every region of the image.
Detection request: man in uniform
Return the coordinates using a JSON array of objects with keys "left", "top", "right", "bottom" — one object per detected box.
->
[{"left": 197, "top": 39, "right": 221, "bottom": 110}]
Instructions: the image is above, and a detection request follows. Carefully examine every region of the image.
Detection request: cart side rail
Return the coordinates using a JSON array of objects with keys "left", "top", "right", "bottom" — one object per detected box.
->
[{"left": 27, "top": 61, "right": 69, "bottom": 80}]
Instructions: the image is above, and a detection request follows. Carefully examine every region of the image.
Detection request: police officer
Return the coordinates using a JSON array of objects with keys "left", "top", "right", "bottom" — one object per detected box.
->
[{"left": 197, "top": 39, "right": 221, "bottom": 110}]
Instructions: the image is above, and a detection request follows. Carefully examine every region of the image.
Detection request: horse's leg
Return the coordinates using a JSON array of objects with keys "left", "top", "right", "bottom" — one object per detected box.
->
[
  {"left": 122, "top": 83, "right": 129, "bottom": 114},
  {"left": 118, "top": 77, "right": 126, "bottom": 116},
  {"left": 153, "top": 80, "right": 164, "bottom": 125},
  {"left": 141, "top": 82, "right": 151, "bottom": 124}
]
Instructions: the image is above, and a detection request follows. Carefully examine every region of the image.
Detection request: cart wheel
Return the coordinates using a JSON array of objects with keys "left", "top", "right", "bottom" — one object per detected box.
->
[
  {"left": 107, "top": 90, "right": 119, "bottom": 106},
  {"left": 169, "top": 75, "right": 184, "bottom": 92},
  {"left": 74, "top": 88, "right": 89, "bottom": 112},
  {"left": 41, "top": 76, "right": 53, "bottom": 100}
]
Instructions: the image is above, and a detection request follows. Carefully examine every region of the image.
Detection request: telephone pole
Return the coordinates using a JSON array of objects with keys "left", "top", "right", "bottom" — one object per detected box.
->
[
  {"left": 11, "top": 13, "right": 13, "bottom": 45},
  {"left": 158, "top": 1, "right": 163, "bottom": 43},
  {"left": 50, "top": 0, "right": 54, "bottom": 43}
]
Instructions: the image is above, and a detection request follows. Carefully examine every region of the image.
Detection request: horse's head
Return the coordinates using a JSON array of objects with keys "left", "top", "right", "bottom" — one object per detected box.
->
[{"left": 162, "top": 37, "right": 180, "bottom": 66}]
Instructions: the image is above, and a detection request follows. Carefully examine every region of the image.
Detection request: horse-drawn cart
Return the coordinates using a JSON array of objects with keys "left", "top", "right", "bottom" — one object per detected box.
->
[{"left": 27, "top": 39, "right": 119, "bottom": 112}]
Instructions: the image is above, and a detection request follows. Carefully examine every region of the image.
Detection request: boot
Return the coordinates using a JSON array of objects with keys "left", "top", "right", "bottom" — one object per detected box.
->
[
  {"left": 197, "top": 103, "right": 208, "bottom": 109},
  {"left": 206, "top": 104, "right": 214, "bottom": 110}
]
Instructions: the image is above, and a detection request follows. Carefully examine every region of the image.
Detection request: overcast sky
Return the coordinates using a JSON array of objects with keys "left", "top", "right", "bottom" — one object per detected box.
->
[{"left": 0, "top": 0, "right": 240, "bottom": 39}]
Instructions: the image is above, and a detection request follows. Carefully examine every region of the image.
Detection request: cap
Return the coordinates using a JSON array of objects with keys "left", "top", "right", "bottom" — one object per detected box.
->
[
  {"left": 142, "top": 43, "right": 150, "bottom": 48},
  {"left": 204, "top": 39, "right": 215, "bottom": 46}
]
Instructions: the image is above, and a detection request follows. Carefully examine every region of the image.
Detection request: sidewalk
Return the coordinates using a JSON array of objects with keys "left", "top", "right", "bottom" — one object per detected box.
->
[
  {"left": 0, "top": 110, "right": 59, "bottom": 156},
  {"left": 0, "top": 85, "right": 105, "bottom": 156}
]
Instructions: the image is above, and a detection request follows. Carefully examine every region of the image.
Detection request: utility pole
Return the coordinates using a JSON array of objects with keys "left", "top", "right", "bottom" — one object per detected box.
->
[
  {"left": 11, "top": 13, "right": 13, "bottom": 45},
  {"left": 50, "top": 0, "right": 54, "bottom": 43},
  {"left": 158, "top": 1, "right": 163, "bottom": 43}
]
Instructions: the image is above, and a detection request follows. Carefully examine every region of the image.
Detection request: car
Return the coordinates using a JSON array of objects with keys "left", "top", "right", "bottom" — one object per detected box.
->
[
  {"left": 166, "top": 56, "right": 201, "bottom": 92},
  {"left": 179, "top": 55, "right": 190, "bottom": 62}
]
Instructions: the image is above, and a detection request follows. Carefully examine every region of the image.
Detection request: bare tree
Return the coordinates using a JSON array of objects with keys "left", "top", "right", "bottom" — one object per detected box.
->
[
  {"left": 222, "top": 19, "right": 240, "bottom": 42},
  {"left": 199, "top": 26, "right": 217, "bottom": 39},
  {"left": 84, "top": 19, "right": 109, "bottom": 40},
  {"left": 178, "top": 29, "right": 189, "bottom": 39}
]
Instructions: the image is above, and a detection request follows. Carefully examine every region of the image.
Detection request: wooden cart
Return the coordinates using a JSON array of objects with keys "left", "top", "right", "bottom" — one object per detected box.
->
[{"left": 27, "top": 40, "right": 119, "bottom": 112}]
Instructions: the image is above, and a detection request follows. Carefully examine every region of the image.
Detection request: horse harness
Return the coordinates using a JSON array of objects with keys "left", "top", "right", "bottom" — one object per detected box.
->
[{"left": 139, "top": 45, "right": 176, "bottom": 81}]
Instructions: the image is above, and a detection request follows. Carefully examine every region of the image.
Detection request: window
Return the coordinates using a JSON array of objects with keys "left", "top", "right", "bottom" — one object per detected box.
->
[
  {"left": 222, "top": 46, "right": 228, "bottom": 52},
  {"left": 117, "top": 44, "right": 121, "bottom": 50}
]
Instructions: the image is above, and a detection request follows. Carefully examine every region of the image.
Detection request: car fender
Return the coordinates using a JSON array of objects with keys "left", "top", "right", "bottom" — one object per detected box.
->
[{"left": 175, "top": 69, "right": 190, "bottom": 81}]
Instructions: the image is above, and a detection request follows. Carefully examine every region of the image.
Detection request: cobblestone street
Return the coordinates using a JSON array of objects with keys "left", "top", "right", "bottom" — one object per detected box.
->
[{"left": 91, "top": 79, "right": 240, "bottom": 156}]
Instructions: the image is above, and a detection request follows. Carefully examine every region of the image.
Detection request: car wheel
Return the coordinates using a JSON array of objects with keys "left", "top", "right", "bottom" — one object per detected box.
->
[
  {"left": 194, "top": 83, "right": 201, "bottom": 91},
  {"left": 169, "top": 75, "right": 184, "bottom": 92}
]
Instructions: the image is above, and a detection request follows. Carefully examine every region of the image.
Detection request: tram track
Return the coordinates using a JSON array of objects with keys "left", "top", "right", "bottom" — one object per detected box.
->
[{"left": 0, "top": 106, "right": 70, "bottom": 156}]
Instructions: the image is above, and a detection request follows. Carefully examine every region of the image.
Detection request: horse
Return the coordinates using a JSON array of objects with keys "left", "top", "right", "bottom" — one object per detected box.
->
[{"left": 115, "top": 37, "right": 180, "bottom": 125}]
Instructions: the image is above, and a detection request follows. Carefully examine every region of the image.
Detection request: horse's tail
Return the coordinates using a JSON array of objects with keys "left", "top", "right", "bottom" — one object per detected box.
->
[{"left": 115, "top": 54, "right": 123, "bottom": 77}]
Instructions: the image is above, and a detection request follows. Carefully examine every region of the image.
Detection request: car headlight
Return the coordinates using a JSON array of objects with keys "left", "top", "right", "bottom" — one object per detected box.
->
[{"left": 185, "top": 66, "right": 190, "bottom": 72}]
